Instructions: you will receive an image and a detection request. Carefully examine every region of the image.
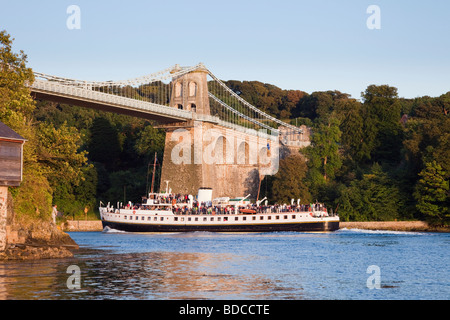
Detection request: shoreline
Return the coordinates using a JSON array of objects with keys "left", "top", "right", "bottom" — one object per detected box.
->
[
  {"left": 340, "top": 221, "right": 449, "bottom": 233},
  {"left": 62, "top": 220, "right": 450, "bottom": 233}
]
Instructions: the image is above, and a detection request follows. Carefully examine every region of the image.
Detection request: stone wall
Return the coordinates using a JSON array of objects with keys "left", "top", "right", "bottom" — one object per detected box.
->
[
  {"left": 160, "top": 120, "right": 276, "bottom": 200},
  {"left": 63, "top": 220, "right": 103, "bottom": 232},
  {"left": 0, "top": 186, "right": 7, "bottom": 251}
]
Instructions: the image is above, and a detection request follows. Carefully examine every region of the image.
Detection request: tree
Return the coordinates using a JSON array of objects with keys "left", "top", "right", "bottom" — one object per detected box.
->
[
  {"left": 0, "top": 30, "right": 37, "bottom": 164},
  {"left": 414, "top": 161, "right": 449, "bottom": 226},
  {"left": 271, "top": 156, "right": 311, "bottom": 204},
  {"left": 0, "top": 31, "right": 35, "bottom": 120},
  {"left": 280, "top": 90, "right": 307, "bottom": 119},
  {"left": 304, "top": 117, "right": 342, "bottom": 184},
  {"left": 134, "top": 125, "right": 166, "bottom": 159},
  {"left": 88, "top": 117, "right": 121, "bottom": 169},
  {"left": 36, "top": 121, "right": 88, "bottom": 187},
  {"left": 0, "top": 30, "right": 52, "bottom": 219},
  {"left": 334, "top": 98, "right": 367, "bottom": 164},
  {"left": 404, "top": 95, "right": 450, "bottom": 176},
  {"left": 337, "top": 163, "right": 402, "bottom": 221},
  {"left": 361, "top": 85, "right": 403, "bottom": 163},
  {"left": 1, "top": 30, "right": 90, "bottom": 219}
]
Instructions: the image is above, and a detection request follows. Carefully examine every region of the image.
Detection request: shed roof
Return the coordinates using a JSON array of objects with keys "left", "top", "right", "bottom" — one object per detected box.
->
[{"left": 0, "top": 121, "right": 26, "bottom": 142}]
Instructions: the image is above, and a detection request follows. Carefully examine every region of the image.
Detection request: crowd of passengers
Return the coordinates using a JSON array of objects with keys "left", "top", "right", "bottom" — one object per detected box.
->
[{"left": 118, "top": 193, "right": 334, "bottom": 216}]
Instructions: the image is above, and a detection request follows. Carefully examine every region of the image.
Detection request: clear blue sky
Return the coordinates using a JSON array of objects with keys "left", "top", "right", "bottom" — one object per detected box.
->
[{"left": 1, "top": 0, "right": 450, "bottom": 99}]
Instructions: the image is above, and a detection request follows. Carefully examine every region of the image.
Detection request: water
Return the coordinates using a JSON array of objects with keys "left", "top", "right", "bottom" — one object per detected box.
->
[{"left": 0, "top": 228, "right": 448, "bottom": 300}]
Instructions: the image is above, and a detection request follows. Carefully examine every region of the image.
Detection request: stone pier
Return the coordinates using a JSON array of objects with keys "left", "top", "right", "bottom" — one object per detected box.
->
[{"left": 159, "top": 66, "right": 279, "bottom": 200}]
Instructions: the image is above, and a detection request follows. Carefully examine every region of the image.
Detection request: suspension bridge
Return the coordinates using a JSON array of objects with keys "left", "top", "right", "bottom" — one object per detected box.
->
[{"left": 28, "top": 63, "right": 305, "bottom": 198}]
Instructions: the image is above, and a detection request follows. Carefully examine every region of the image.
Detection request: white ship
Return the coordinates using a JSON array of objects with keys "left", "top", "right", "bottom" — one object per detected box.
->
[{"left": 99, "top": 188, "right": 339, "bottom": 233}]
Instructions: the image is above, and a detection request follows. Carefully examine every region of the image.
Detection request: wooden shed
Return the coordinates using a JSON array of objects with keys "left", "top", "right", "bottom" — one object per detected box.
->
[{"left": 0, "top": 121, "right": 26, "bottom": 187}]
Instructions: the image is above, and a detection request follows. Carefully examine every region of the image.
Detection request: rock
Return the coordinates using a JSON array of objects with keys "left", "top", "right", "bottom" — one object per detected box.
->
[
  {"left": 0, "top": 216, "right": 79, "bottom": 260},
  {"left": 0, "top": 244, "right": 74, "bottom": 260}
]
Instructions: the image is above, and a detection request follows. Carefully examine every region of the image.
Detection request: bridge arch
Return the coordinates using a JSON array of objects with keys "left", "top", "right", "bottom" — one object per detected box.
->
[
  {"left": 214, "top": 135, "right": 234, "bottom": 165},
  {"left": 237, "top": 141, "right": 250, "bottom": 165},
  {"left": 259, "top": 145, "right": 271, "bottom": 165},
  {"left": 175, "top": 82, "right": 183, "bottom": 97},
  {"left": 189, "top": 82, "right": 197, "bottom": 97},
  {"left": 188, "top": 103, "right": 197, "bottom": 112}
]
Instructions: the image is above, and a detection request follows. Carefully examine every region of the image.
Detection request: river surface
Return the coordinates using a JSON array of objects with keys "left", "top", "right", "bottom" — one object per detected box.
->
[{"left": 0, "top": 228, "right": 448, "bottom": 300}]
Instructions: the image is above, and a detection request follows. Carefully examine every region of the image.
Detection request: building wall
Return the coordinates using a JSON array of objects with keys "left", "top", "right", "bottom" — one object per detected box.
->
[{"left": 0, "top": 187, "right": 7, "bottom": 251}]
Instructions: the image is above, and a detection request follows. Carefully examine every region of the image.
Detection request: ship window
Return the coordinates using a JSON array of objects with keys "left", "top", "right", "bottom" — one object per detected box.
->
[
  {"left": 268, "top": 216, "right": 272, "bottom": 220},
  {"left": 188, "top": 217, "right": 191, "bottom": 221},
  {"left": 174, "top": 217, "right": 178, "bottom": 221},
  {"left": 284, "top": 215, "right": 288, "bottom": 219},
  {"left": 260, "top": 216, "right": 264, "bottom": 220},
  {"left": 252, "top": 216, "right": 256, "bottom": 221},
  {"left": 124, "top": 216, "right": 127, "bottom": 219},
  {"left": 148, "top": 217, "right": 151, "bottom": 221},
  {"left": 136, "top": 216, "right": 139, "bottom": 220},
  {"left": 292, "top": 215, "right": 296, "bottom": 219},
  {"left": 224, "top": 217, "right": 228, "bottom": 221},
  {"left": 276, "top": 216, "right": 280, "bottom": 220},
  {"left": 217, "top": 217, "right": 221, "bottom": 221},
  {"left": 195, "top": 217, "right": 199, "bottom": 222},
  {"left": 235, "top": 217, "right": 239, "bottom": 221},
  {"left": 181, "top": 217, "right": 184, "bottom": 222},
  {"left": 243, "top": 217, "right": 246, "bottom": 221},
  {"left": 142, "top": 216, "right": 145, "bottom": 220},
  {"left": 154, "top": 217, "right": 157, "bottom": 221},
  {"left": 210, "top": 217, "right": 214, "bottom": 221},
  {"left": 160, "top": 217, "right": 164, "bottom": 221}
]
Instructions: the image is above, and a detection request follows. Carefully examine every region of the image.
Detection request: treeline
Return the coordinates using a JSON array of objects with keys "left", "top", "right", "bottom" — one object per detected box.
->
[
  {"left": 252, "top": 82, "right": 449, "bottom": 226},
  {"left": 2, "top": 29, "right": 449, "bottom": 225}
]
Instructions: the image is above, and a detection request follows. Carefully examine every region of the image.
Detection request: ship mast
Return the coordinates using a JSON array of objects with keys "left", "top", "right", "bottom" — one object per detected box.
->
[{"left": 150, "top": 152, "right": 157, "bottom": 194}]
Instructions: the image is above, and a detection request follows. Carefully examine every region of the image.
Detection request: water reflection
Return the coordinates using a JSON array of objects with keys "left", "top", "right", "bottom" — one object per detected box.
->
[
  {"left": 0, "top": 259, "right": 64, "bottom": 300},
  {"left": 0, "top": 250, "right": 302, "bottom": 300}
]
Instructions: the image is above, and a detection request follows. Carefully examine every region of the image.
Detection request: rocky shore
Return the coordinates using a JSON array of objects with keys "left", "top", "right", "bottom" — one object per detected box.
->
[
  {"left": 340, "top": 221, "right": 450, "bottom": 233},
  {"left": 0, "top": 217, "right": 79, "bottom": 261}
]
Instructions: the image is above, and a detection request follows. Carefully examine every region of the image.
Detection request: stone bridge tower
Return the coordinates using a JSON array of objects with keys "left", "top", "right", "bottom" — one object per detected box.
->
[
  {"left": 169, "top": 64, "right": 211, "bottom": 116},
  {"left": 159, "top": 65, "right": 276, "bottom": 200}
]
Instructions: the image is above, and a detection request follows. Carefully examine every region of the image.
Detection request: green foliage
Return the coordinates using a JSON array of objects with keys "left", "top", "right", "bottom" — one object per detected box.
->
[
  {"left": 271, "top": 156, "right": 311, "bottom": 204},
  {"left": 36, "top": 121, "right": 88, "bottom": 186},
  {"left": 88, "top": 117, "right": 121, "bottom": 168},
  {"left": 337, "top": 164, "right": 402, "bottom": 221},
  {"left": 12, "top": 163, "right": 53, "bottom": 220},
  {"left": 1, "top": 30, "right": 89, "bottom": 220},
  {"left": 304, "top": 117, "right": 342, "bottom": 185},
  {"left": 134, "top": 125, "right": 166, "bottom": 159},
  {"left": 224, "top": 80, "right": 307, "bottom": 119},
  {"left": 414, "top": 161, "right": 449, "bottom": 226},
  {"left": 361, "top": 85, "right": 403, "bottom": 163}
]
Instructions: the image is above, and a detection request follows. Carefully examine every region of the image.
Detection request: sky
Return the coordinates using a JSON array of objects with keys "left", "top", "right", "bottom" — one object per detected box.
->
[{"left": 1, "top": 0, "right": 450, "bottom": 99}]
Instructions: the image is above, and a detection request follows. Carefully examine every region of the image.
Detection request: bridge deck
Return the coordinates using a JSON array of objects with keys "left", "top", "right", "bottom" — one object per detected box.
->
[{"left": 30, "top": 80, "right": 192, "bottom": 124}]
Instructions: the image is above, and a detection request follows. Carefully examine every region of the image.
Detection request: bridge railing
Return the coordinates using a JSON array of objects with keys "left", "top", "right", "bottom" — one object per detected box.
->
[{"left": 30, "top": 79, "right": 193, "bottom": 121}]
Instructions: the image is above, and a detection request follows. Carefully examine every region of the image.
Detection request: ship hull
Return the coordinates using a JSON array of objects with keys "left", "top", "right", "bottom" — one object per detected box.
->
[{"left": 101, "top": 219, "right": 339, "bottom": 233}]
